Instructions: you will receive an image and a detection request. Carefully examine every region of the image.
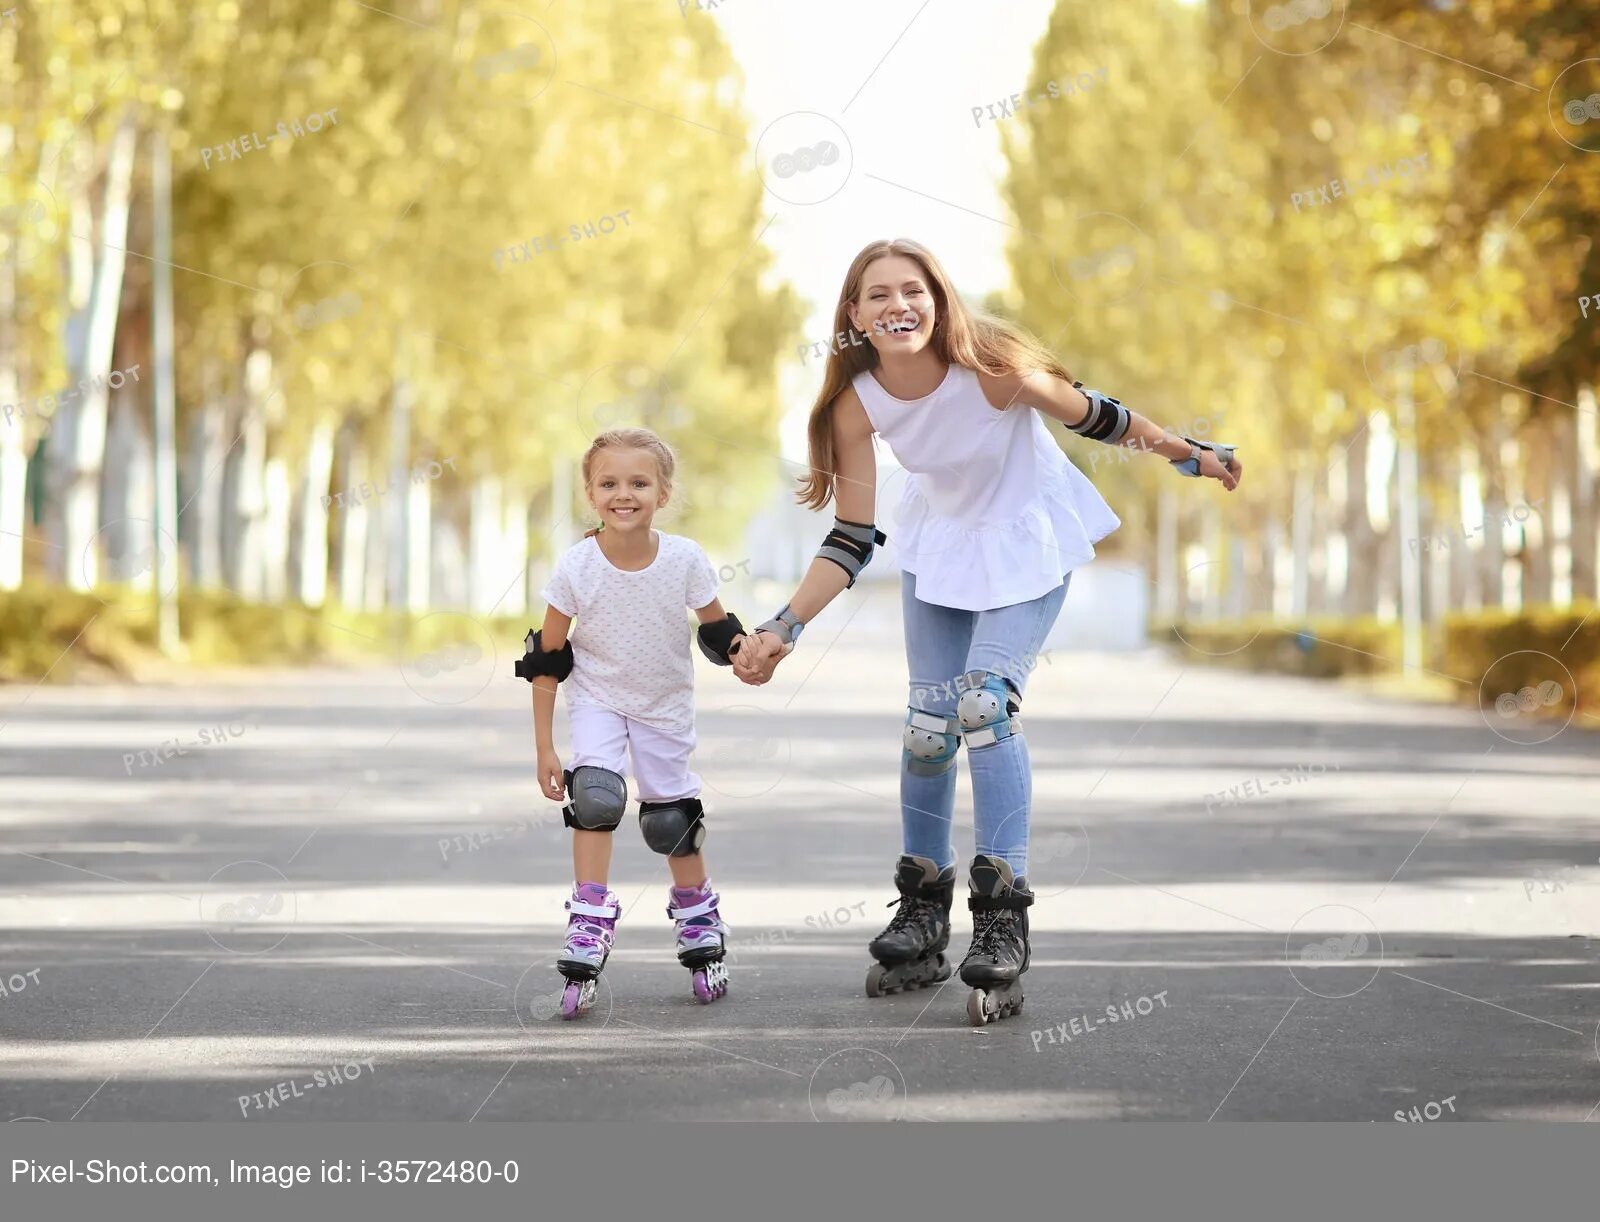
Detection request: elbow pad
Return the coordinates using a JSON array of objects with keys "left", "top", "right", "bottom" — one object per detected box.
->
[
  {"left": 1068, "top": 381, "right": 1133, "bottom": 445},
  {"left": 817, "top": 517, "right": 887, "bottom": 588},
  {"left": 696, "top": 612, "right": 747, "bottom": 666},
  {"left": 514, "top": 627, "right": 574, "bottom": 682}
]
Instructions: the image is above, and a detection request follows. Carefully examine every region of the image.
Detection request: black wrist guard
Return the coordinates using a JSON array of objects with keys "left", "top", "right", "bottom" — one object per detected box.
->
[
  {"left": 696, "top": 612, "right": 746, "bottom": 666},
  {"left": 514, "top": 627, "right": 574, "bottom": 682}
]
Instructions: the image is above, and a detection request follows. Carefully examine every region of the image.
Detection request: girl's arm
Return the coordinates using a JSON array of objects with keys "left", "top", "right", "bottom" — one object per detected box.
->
[
  {"left": 533, "top": 609, "right": 573, "bottom": 799},
  {"left": 733, "top": 389, "right": 875, "bottom": 680},
  {"left": 982, "top": 369, "right": 1241, "bottom": 490}
]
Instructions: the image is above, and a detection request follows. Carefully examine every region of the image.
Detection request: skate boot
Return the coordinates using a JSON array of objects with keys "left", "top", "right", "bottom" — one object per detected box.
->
[
  {"left": 668, "top": 880, "right": 729, "bottom": 1004},
  {"left": 959, "top": 854, "right": 1034, "bottom": 1026},
  {"left": 865, "top": 854, "right": 955, "bottom": 997},
  {"left": 556, "top": 882, "right": 620, "bottom": 1019}
]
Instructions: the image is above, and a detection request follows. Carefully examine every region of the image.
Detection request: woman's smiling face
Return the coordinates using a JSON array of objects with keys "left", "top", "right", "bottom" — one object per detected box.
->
[{"left": 849, "top": 254, "right": 936, "bottom": 355}]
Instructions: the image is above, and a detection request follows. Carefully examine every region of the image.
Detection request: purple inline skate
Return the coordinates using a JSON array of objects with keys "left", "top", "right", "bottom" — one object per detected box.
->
[
  {"left": 556, "top": 882, "right": 620, "bottom": 1019},
  {"left": 668, "top": 881, "right": 729, "bottom": 1003}
]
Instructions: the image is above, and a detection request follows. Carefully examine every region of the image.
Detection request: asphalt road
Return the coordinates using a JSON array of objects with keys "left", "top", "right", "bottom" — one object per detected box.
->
[{"left": 2, "top": 590, "right": 1597, "bottom": 1122}]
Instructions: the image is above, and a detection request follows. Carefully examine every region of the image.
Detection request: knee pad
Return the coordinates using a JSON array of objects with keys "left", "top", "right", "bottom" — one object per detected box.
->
[
  {"left": 903, "top": 709, "right": 960, "bottom": 776},
  {"left": 955, "top": 671, "right": 1021, "bottom": 749},
  {"left": 562, "top": 767, "right": 628, "bottom": 831},
  {"left": 638, "top": 797, "right": 706, "bottom": 857}
]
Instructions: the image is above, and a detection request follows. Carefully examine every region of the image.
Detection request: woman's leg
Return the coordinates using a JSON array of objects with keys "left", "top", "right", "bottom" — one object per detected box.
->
[
  {"left": 962, "top": 574, "right": 1072, "bottom": 879},
  {"left": 900, "top": 570, "right": 976, "bottom": 872}
]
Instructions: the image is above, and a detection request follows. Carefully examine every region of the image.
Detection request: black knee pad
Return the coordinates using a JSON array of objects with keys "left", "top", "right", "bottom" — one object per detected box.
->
[
  {"left": 562, "top": 767, "right": 628, "bottom": 831},
  {"left": 638, "top": 797, "right": 706, "bottom": 857}
]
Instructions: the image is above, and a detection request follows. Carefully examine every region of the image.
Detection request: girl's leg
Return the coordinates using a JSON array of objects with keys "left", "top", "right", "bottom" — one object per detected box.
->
[
  {"left": 627, "top": 718, "right": 707, "bottom": 888},
  {"left": 630, "top": 719, "right": 728, "bottom": 1000},
  {"left": 963, "top": 574, "right": 1072, "bottom": 879},
  {"left": 900, "top": 570, "right": 977, "bottom": 872},
  {"left": 567, "top": 705, "right": 631, "bottom": 884}
]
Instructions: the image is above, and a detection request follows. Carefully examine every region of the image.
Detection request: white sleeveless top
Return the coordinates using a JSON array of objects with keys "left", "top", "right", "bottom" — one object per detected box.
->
[{"left": 852, "top": 365, "right": 1120, "bottom": 611}]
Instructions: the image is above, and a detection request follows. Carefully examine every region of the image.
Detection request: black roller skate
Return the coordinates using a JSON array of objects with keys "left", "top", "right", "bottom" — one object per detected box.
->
[
  {"left": 959, "top": 854, "right": 1034, "bottom": 1026},
  {"left": 865, "top": 855, "right": 955, "bottom": 997}
]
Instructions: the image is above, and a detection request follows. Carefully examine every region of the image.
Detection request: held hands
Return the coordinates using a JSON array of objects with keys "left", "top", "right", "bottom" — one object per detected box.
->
[
  {"left": 537, "top": 748, "right": 565, "bottom": 800},
  {"left": 730, "top": 630, "right": 791, "bottom": 686}
]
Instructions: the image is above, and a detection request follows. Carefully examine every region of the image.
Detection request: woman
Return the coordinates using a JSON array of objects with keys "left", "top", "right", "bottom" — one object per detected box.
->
[{"left": 733, "top": 238, "right": 1240, "bottom": 1025}]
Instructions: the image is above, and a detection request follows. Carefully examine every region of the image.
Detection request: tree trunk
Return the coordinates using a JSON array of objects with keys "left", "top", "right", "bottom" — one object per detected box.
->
[
  {"left": 261, "top": 454, "right": 292, "bottom": 604},
  {"left": 0, "top": 237, "right": 24, "bottom": 591},
  {"left": 469, "top": 477, "right": 503, "bottom": 613},
  {"left": 1574, "top": 384, "right": 1598, "bottom": 602},
  {"left": 500, "top": 484, "right": 529, "bottom": 617},
  {"left": 1343, "top": 417, "right": 1379, "bottom": 617},
  {"left": 335, "top": 429, "right": 373, "bottom": 611},
  {"left": 293, "top": 419, "right": 336, "bottom": 607},
  {"left": 100, "top": 381, "right": 154, "bottom": 588},
  {"left": 44, "top": 119, "right": 138, "bottom": 589},
  {"left": 1521, "top": 419, "right": 1551, "bottom": 608},
  {"left": 183, "top": 373, "right": 228, "bottom": 589},
  {"left": 223, "top": 348, "right": 271, "bottom": 599}
]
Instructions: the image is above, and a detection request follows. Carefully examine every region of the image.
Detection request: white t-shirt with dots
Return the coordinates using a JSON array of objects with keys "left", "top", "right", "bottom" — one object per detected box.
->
[{"left": 540, "top": 531, "right": 720, "bottom": 734}]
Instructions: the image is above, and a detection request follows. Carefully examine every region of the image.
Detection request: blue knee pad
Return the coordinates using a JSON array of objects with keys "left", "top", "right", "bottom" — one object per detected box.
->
[
  {"left": 903, "top": 708, "right": 960, "bottom": 776},
  {"left": 955, "top": 671, "right": 1021, "bottom": 749}
]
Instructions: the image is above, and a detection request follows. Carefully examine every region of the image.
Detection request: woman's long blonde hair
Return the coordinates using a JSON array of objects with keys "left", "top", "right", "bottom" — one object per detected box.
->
[
  {"left": 580, "top": 427, "right": 677, "bottom": 538},
  {"left": 797, "top": 238, "right": 1074, "bottom": 511}
]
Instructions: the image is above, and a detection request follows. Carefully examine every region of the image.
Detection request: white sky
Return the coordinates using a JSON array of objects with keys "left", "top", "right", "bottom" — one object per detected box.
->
[{"left": 704, "top": 0, "right": 1061, "bottom": 456}]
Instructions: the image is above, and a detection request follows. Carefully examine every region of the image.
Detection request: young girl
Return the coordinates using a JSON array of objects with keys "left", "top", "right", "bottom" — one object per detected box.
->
[
  {"left": 516, "top": 427, "right": 752, "bottom": 1018},
  {"left": 733, "top": 238, "right": 1241, "bottom": 1026}
]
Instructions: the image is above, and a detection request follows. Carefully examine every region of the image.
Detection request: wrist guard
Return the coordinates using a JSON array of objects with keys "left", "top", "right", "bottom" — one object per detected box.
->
[
  {"left": 817, "top": 517, "right": 886, "bottom": 588},
  {"left": 1170, "top": 437, "right": 1236, "bottom": 478},
  {"left": 514, "top": 627, "right": 574, "bottom": 681},
  {"left": 754, "top": 605, "right": 804, "bottom": 647},
  {"left": 696, "top": 612, "right": 747, "bottom": 666},
  {"left": 1069, "top": 381, "right": 1133, "bottom": 445}
]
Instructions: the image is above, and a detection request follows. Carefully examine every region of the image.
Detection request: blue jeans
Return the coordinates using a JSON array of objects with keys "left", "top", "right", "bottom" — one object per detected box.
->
[{"left": 900, "top": 571, "right": 1070, "bottom": 880}]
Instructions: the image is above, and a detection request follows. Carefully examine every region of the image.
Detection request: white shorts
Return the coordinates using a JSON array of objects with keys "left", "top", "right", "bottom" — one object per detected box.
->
[{"left": 567, "top": 703, "right": 701, "bottom": 803}]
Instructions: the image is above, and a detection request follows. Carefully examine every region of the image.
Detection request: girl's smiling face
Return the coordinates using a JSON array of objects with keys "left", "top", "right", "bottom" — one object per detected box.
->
[
  {"left": 848, "top": 254, "right": 936, "bottom": 355},
  {"left": 586, "top": 447, "right": 669, "bottom": 533}
]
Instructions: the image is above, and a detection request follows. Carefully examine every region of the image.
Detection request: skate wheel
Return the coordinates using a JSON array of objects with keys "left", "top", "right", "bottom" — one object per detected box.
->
[
  {"left": 693, "top": 959, "right": 729, "bottom": 1004},
  {"left": 866, "top": 963, "right": 889, "bottom": 998},
  {"left": 966, "top": 988, "right": 991, "bottom": 1027},
  {"left": 560, "top": 979, "right": 593, "bottom": 1020}
]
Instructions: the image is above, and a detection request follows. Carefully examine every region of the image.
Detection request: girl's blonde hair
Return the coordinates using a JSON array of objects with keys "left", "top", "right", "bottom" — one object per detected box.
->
[
  {"left": 797, "top": 237, "right": 1075, "bottom": 512},
  {"left": 580, "top": 427, "right": 677, "bottom": 538}
]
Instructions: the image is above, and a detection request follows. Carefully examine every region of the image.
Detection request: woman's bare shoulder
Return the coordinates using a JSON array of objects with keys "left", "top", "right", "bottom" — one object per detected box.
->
[
  {"left": 831, "top": 382, "right": 874, "bottom": 437},
  {"left": 975, "top": 368, "right": 1031, "bottom": 411}
]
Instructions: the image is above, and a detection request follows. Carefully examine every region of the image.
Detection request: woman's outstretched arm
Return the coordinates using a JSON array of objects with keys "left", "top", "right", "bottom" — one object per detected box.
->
[
  {"left": 733, "top": 388, "right": 877, "bottom": 683},
  {"left": 981, "top": 369, "right": 1242, "bottom": 490}
]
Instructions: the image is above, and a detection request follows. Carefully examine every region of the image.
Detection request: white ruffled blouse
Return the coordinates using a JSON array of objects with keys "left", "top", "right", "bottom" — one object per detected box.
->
[{"left": 853, "top": 364, "right": 1120, "bottom": 612}]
